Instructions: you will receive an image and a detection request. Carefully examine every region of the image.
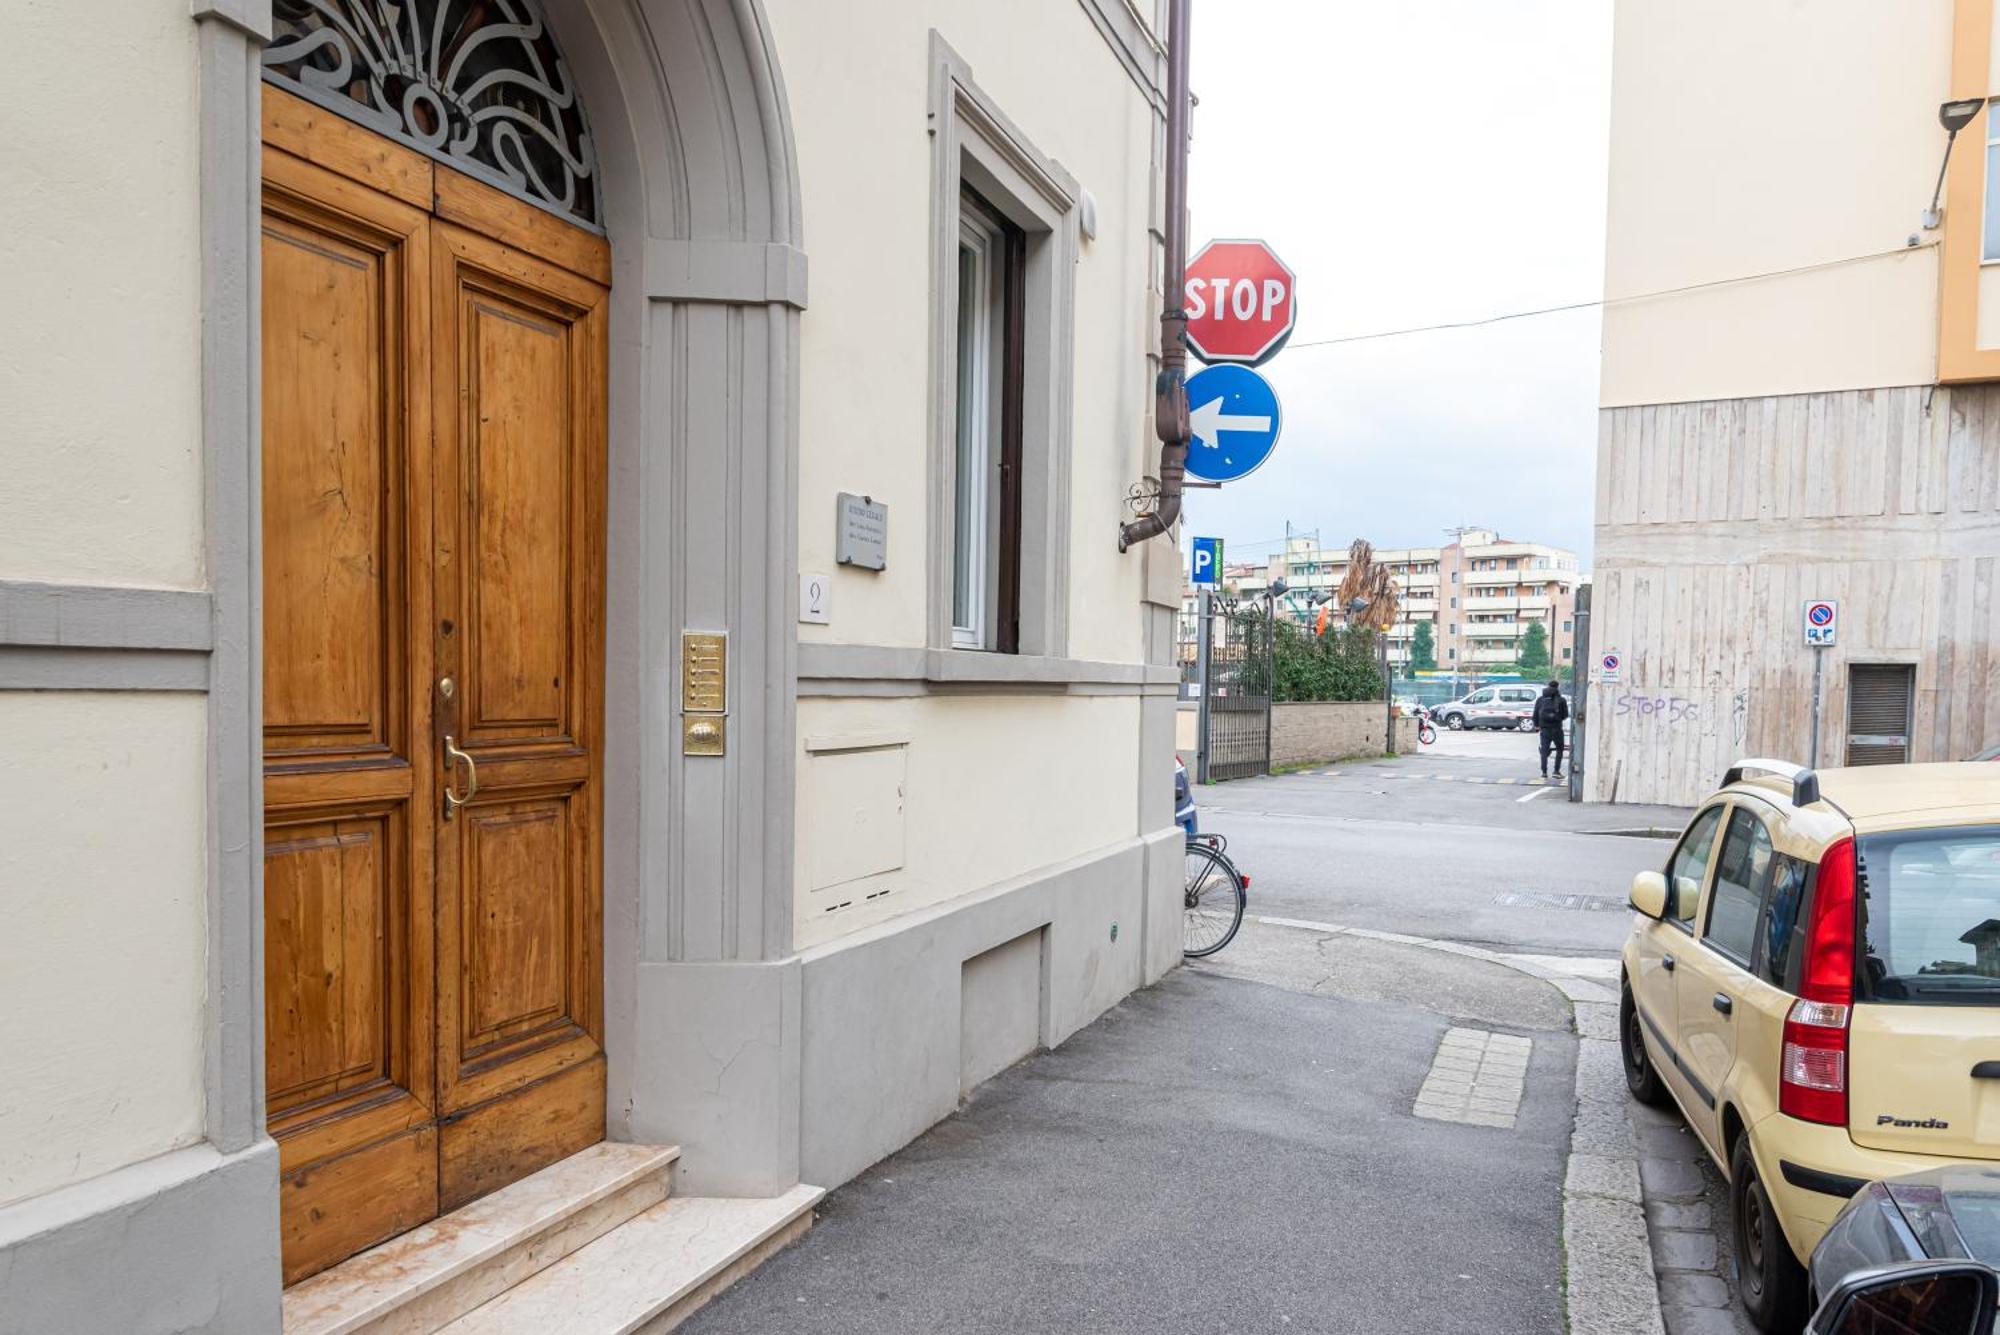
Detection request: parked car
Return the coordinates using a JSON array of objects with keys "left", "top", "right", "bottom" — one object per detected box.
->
[
  {"left": 1810, "top": 1166, "right": 2000, "bottom": 1312},
  {"left": 1433, "top": 683, "right": 1541, "bottom": 731},
  {"left": 1804, "top": 1260, "right": 1997, "bottom": 1335},
  {"left": 1620, "top": 758, "right": 2000, "bottom": 1332}
]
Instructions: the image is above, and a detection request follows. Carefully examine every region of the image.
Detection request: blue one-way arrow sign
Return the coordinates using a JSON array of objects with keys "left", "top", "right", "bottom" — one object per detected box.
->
[{"left": 1183, "top": 363, "right": 1281, "bottom": 483}]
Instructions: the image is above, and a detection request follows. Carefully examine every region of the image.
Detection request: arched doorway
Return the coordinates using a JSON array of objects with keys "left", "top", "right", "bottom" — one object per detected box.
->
[{"left": 257, "top": 1, "right": 609, "bottom": 1282}]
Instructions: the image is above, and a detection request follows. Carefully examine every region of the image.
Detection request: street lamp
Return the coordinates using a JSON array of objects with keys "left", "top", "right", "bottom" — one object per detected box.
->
[{"left": 1925, "top": 96, "right": 1989, "bottom": 229}]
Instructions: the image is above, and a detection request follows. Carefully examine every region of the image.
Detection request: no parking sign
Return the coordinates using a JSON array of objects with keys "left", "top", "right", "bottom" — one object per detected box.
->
[
  {"left": 1804, "top": 600, "right": 1837, "bottom": 647},
  {"left": 1598, "top": 651, "right": 1622, "bottom": 683}
]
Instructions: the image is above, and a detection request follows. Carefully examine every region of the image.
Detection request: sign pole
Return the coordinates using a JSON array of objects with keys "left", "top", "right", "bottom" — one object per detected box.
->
[
  {"left": 1802, "top": 600, "right": 1837, "bottom": 770},
  {"left": 1568, "top": 584, "right": 1591, "bottom": 803},
  {"left": 1196, "top": 589, "right": 1214, "bottom": 785},
  {"left": 1809, "top": 644, "right": 1824, "bottom": 770},
  {"left": 1381, "top": 631, "right": 1395, "bottom": 756},
  {"left": 1263, "top": 591, "right": 1276, "bottom": 776}
]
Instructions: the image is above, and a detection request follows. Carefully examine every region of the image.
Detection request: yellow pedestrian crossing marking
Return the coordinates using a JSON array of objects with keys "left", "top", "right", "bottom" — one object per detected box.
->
[{"left": 1289, "top": 770, "right": 1551, "bottom": 788}]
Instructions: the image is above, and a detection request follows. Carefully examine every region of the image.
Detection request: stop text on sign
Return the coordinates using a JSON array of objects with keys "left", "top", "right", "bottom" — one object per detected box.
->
[
  {"left": 1186, "top": 276, "right": 1289, "bottom": 325},
  {"left": 1183, "top": 238, "right": 1297, "bottom": 367}
]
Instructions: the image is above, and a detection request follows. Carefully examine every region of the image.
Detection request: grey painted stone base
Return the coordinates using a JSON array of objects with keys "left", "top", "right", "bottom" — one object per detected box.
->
[
  {"left": 619, "top": 830, "right": 1178, "bottom": 1199},
  {"left": 622, "top": 957, "right": 804, "bottom": 1197},
  {"left": 800, "top": 832, "right": 1165, "bottom": 1188},
  {"left": 0, "top": 1139, "right": 280, "bottom": 1335},
  {"left": 1138, "top": 823, "right": 1183, "bottom": 986}
]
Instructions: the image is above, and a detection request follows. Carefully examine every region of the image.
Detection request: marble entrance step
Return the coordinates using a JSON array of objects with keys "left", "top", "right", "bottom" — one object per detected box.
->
[
  {"left": 436, "top": 1183, "right": 824, "bottom": 1334},
  {"left": 283, "top": 1142, "right": 681, "bottom": 1335}
]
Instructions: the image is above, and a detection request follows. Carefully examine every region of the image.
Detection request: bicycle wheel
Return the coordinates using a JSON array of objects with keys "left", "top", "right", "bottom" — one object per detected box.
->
[
  {"left": 1418, "top": 720, "right": 1436, "bottom": 745},
  {"left": 1184, "top": 841, "right": 1246, "bottom": 958}
]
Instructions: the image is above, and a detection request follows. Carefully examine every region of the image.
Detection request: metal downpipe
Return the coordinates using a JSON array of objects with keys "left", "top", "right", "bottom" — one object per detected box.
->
[{"left": 1119, "top": 0, "right": 1193, "bottom": 552}]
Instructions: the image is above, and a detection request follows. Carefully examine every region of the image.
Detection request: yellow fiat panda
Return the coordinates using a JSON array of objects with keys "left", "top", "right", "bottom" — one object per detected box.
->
[{"left": 1619, "top": 759, "right": 2000, "bottom": 1332}]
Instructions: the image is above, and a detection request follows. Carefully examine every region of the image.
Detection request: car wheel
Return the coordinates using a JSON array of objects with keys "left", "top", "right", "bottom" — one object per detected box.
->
[
  {"left": 1730, "top": 1134, "right": 1808, "bottom": 1333},
  {"left": 1618, "top": 982, "right": 1668, "bottom": 1107},
  {"left": 1445, "top": 713, "right": 1464, "bottom": 730},
  {"left": 1518, "top": 718, "right": 1535, "bottom": 733}
]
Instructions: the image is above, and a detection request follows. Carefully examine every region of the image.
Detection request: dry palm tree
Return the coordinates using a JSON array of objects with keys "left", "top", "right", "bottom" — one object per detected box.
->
[
  {"left": 1366, "top": 571, "right": 1400, "bottom": 632},
  {"left": 1333, "top": 539, "right": 1401, "bottom": 631},
  {"left": 1334, "top": 539, "right": 1375, "bottom": 617}
]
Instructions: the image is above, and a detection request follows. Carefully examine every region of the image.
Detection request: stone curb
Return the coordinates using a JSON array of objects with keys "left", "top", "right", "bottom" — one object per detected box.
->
[{"left": 1246, "top": 915, "right": 1666, "bottom": 1335}]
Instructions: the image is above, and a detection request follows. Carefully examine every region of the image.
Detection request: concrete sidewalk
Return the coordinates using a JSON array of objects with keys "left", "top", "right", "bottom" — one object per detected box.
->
[{"left": 681, "top": 966, "right": 1577, "bottom": 1335}]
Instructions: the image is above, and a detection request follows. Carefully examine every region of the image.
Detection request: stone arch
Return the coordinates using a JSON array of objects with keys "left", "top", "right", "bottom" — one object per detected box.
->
[{"left": 545, "top": 0, "right": 806, "bottom": 1190}]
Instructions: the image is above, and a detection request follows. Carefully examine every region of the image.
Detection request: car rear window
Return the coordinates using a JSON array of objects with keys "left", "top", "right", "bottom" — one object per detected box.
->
[
  {"left": 1944, "top": 1194, "right": 2000, "bottom": 1263},
  {"left": 1858, "top": 826, "right": 2000, "bottom": 1005}
]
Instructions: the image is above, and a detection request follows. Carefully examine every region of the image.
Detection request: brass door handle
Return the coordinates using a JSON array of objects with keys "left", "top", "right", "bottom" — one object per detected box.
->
[{"left": 443, "top": 734, "right": 478, "bottom": 820}]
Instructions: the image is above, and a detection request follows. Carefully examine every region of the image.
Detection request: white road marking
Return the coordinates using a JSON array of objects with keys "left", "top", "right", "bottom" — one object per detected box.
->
[
  {"left": 1245, "top": 915, "right": 1621, "bottom": 1003},
  {"left": 1503, "top": 954, "right": 1620, "bottom": 981},
  {"left": 1516, "top": 784, "right": 1555, "bottom": 803},
  {"left": 1412, "top": 1027, "right": 1533, "bottom": 1128},
  {"left": 1257, "top": 914, "right": 1352, "bottom": 934}
]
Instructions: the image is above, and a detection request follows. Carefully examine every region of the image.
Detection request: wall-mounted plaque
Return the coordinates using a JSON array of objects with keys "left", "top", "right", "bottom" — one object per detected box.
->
[{"left": 835, "top": 493, "right": 888, "bottom": 570}]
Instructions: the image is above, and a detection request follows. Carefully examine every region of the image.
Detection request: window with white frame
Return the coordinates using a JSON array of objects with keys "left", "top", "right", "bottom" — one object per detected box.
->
[{"left": 951, "top": 193, "right": 1023, "bottom": 650}]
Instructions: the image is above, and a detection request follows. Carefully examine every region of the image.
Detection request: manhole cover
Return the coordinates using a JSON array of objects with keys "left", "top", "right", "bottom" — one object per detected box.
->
[{"left": 1491, "top": 891, "right": 1626, "bottom": 912}]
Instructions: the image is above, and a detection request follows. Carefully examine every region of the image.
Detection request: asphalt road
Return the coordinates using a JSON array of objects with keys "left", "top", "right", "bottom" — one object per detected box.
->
[
  {"left": 1192, "top": 729, "right": 1693, "bottom": 959},
  {"left": 682, "top": 964, "right": 1576, "bottom": 1335}
]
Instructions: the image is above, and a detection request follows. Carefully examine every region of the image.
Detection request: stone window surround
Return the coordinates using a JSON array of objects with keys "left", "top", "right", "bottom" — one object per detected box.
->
[{"left": 925, "top": 32, "right": 1079, "bottom": 660}]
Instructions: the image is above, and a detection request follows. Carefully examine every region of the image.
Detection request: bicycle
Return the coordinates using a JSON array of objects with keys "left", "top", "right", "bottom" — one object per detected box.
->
[
  {"left": 1415, "top": 706, "right": 1437, "bottom": 747},
  {"left": 1184, "top": 833, "right": 1247, "bottom": 958}
]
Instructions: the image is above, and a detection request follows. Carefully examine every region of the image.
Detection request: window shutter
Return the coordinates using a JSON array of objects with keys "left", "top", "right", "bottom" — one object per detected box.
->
[{"left": 1846, "top": 664, "right": 1914, "bottom": 766}]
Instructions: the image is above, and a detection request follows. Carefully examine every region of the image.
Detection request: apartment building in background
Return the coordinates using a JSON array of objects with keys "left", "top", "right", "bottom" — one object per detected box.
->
[
  {"left": 1204, "top": 529, "right": 1581, "bottom": 673},
  {"left": 1590, "top": 0, "right": 2000, "bottom": 806},
  {"left": 0, "top": 2, "right": 1181, "bottom": 1329}
]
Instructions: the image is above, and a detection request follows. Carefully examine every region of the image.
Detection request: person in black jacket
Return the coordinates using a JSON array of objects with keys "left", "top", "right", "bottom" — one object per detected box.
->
[{"left": 1532, "top": 680, "right": 1570, "bottom": 781}]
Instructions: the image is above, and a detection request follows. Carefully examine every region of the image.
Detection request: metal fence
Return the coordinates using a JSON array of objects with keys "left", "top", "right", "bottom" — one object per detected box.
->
[{"left": 1190, "top": 593, "right": 1272, "bottom": 781}]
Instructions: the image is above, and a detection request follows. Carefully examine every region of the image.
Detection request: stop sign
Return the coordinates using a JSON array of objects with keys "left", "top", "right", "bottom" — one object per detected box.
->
[{"left": 1183, "top": 239, "right": 1296, "bottom": 366}]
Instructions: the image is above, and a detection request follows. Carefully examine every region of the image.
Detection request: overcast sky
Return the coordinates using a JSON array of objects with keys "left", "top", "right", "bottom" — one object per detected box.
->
[{"left": 1178, "top": 0, "right": 1613, "bottom": 572}]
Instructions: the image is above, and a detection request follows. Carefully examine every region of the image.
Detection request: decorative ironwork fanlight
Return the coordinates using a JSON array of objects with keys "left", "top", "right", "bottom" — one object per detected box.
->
[{"left": 264, "top": 0, "right": 600, "bottom": 229}]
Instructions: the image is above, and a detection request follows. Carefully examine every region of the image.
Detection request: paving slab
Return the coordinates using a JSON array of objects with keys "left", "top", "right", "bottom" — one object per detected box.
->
[
  {"left": 1641, "top": 1156, "right": 1708, "bottom": 1201},
  {"left": 1657, "top": 1273, "right": 1732, "bottom": 1309},
  {"left": 1663, "top": 1304, "right": 1756, "bottom": 1335},
  {"left": 1646, "top": 1200, "right": 1713, "bottom": 1232},
  {"left": 1651, "top": 1228, "right": 1720, "bottom": 1273}
]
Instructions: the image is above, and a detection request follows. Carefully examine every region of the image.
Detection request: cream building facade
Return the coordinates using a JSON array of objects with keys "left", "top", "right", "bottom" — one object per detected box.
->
[
  {"left": 0, "top": 2, "right": 1182, "bottom": 1330},
  {"left": 1592, "top": 0, "right": 2000, "bottom": 806}
]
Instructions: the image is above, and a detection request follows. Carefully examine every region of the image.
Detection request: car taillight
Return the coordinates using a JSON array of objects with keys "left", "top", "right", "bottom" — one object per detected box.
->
[
  {"left": 1780, "top": 838, "right": 1856, "bottom": 1126},
  {"left": 1781, "top": 999, "right": 1849, "bottom": 1124}
]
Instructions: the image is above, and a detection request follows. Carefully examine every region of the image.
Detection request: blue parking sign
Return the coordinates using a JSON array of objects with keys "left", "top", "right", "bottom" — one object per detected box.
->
[{"left": 1190, "top": 536, "right": 1222, "bottom": 587}]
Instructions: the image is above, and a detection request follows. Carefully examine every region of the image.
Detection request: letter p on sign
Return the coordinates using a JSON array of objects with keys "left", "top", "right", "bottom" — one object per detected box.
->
[{"left": 1191, "top": 536, "right": 1222, "bottom": 588}]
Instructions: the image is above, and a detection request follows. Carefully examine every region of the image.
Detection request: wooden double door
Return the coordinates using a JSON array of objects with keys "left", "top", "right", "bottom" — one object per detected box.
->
[{"left": 259, "top": 88, "right": 609, "bottom": 1284}]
